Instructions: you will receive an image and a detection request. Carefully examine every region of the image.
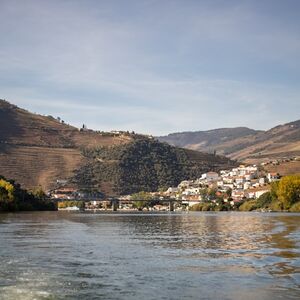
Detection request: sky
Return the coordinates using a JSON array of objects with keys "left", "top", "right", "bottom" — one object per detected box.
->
[{"left": 0, "top": 0, "right": 299, "bottom": 135}]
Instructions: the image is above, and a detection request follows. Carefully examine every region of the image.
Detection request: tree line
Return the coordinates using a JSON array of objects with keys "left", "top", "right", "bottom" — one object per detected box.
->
[
  {"left": 239, "top": 174, "right": 300, "bottom": 212},
  {"left": 0, "top": 176, "right": 56, "bottom": 212}
]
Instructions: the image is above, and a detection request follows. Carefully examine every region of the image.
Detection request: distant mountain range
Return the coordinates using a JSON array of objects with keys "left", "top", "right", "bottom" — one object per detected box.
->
[
  {"left": 0, "top": 100, "right": 234, "bottom": 194},
  {"left": 158, "top": 121, "right": 300, "bottom": 163}
]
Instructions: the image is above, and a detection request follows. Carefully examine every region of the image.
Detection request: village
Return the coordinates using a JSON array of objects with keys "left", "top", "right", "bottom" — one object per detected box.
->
[
  {"left": 161, "top": 164, "right": 278, "bottom": 208},
  {"left": 50, "top": 161, "right": 285, "bottom": 211}
]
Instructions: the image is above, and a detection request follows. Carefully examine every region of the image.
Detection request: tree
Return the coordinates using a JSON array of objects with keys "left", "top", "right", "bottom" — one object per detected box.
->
[
  {"left": 270, "top": 181, "right": 279, "bottom": 201},
  {"left": 131, "top": 191, "right": 153, "bottom": 210},
  {"left": 0, "top": 179, "right": 15, "bottom": 202},
  {"left": 277, "top": 175, "right": 300, "bottom": 209},
  {"left": 200, "top": 188, "right": 208, "bottom": 201},
  {"left": 208, "top": 187, "right": 217, "bottom": 200},
  {"left": 0, "top": 176, "right": 55, "bottom": 212},
  {"left": 31, "top": 186, "right": 47, "bottom": 200},
  {"left": 256, "top": 191, "right": 272, "bottom": 208},
  {"left": 0, "top": 178, "right": 16, "bottom": 211},
  {"left": 225, "top": 188, "right": 232, "bottom": 197},
  {"left": 239, "top": 199, "right": 257, "bottom": 211}
]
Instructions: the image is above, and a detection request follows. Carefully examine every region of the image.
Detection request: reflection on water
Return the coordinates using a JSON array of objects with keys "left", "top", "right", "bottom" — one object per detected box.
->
[{"left": 0, "top": 212, "right": 299, "bottom": 300}]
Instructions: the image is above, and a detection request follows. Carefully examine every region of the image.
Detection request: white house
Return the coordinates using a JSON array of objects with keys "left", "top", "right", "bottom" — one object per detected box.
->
[
  {"left": 267, "top": 173, "right": 280, "bottom": 182},
  {"left": 217, "top": 180, "right": 224, "bottom": 187},
  {"left": 231, "top": 190, "right": 245, "bottom": 201},
  {"left": 255, "top": 189, "right": 269, "bottom": 198},
  {"left": 235, "top": 177, "right": 245, "bottom": 184},
  {"left": 178, "top": 180, "right": 192, "bottom": 189},
  {"left": 243, "top": 182, "right": 251, "bottom": 190},
  {"left": 223, "top": 183, "right": 234, "bottom": 190},
  {"left": 259, "top": 177, "right": 266, "bottom": 185},
  {"left": 202, "top": 172, "right": 219, "bottom": 182},
  {"left": 166, "top": 187, "right": 179, "bottom": 194}
]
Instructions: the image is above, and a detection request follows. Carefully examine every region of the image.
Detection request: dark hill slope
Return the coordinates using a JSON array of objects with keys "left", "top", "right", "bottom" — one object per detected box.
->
[{"left": 74, "top": 138, "right": 234, "bottom": 195}]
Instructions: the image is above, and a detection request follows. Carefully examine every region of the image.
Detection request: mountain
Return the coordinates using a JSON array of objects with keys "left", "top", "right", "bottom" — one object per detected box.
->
[
  {"left": 158, "top": 121, "right": 300, "bottom": 163},
  {"left": 0, "top": 100, "right": 235, "bottom": 195},
  {"left": 0, "top": 99, "right": 132, "bottom": 192},
  {"left": 74, "top": 137, "right": 235, "bottom": 195},
  {"left": 158, "top": 127, "right": 260, "bottom": 154}
]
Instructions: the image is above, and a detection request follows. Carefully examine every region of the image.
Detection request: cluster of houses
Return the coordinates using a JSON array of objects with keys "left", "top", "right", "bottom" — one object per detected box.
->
[
  {"left": 163, "top": 165, "right": 280, "bottom": 207},
  {"left": 50, "top": 164, "right": 282, "bottom": 210},
  {"left": 49, "top": 182, "right": 104, "bottom": 201}
]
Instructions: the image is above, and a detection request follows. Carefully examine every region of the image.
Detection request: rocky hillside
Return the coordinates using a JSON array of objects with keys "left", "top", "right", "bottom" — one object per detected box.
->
[
  {"left": 158, "top": 121, "right": 300, "bottom": 163},
  {"left": 0, "top": 100, "right": 235, "bottom": 194}
]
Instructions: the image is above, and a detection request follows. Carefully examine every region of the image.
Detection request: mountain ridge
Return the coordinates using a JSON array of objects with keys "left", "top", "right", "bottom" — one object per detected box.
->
[
  {"left": 158, "top": 120, "right": 300, "bottom": 163},
  {"left": 0, "top": 99, "right": 235, "bottom": 194}
]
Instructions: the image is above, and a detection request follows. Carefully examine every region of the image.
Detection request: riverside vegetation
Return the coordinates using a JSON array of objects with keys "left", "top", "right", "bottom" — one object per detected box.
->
[
  {"left": 0, "top": 176, "right": 55, "bottom": 212},
  {"left": 1, "top": 174, "right": 299, "bottom": 212}
]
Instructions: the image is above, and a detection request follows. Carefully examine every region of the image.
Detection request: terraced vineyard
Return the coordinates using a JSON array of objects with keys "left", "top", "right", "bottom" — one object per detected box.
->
[
  {"left": 0, "top": 144, "right": 84, "bottom": 190},
  {"left": 0, "top": 100, "right": 132, "bottom": 191}
]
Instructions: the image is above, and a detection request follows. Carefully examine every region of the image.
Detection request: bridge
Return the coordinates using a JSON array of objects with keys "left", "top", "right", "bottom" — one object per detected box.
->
[
  {"left": 55, "top": 197, "right": 184, "bottom": 211},
  {"left": 109, "top": 198, "right": 181, "bottom": 211}
]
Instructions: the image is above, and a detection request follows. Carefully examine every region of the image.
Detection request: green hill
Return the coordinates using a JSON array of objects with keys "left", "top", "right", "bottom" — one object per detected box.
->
[{"left": 74, "top": 137, "right": 235, "bottom": 195}]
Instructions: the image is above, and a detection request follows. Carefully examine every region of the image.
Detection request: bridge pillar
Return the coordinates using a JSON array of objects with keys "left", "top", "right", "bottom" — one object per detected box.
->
[
  {"left": 103, "top": 201, "right": 108, "bottom": 210},
  {"left": 169, "top": 201, "right": 174, "bottom": 212},
  {"left": 111, "top": 200, "right": 118, "bottom": 211}
]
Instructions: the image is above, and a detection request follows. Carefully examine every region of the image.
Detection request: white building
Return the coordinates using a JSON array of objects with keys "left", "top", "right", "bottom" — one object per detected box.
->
[
  {"left": 178, "top": 180, "right": 192, "bottom": 189},
  {"left": 243, "top": 182, "right": 251, "bottom": 190},
  {"left": 202, "top": 172, "right": 219, "bottom": 182},
  {"left": 259, "top": 177, "right": 266, "bottom": 185},
  {"left": 166, "top": 187, "right": 179, "bottom": 194},
  {"left": 255, "top": 189, "right": 269, "bottom": 198},
  {"left": 235, "top": 177, "right": 245, "bottom": 184},
  {"left": 267, "top": 173, "right": 280, "bottom": 182}
]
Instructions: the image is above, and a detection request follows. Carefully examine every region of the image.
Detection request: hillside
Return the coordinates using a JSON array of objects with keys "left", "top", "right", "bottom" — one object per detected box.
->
[
  {"left": 0, "top": 100, "right": 235, "bottom": 194},
  {"left": 0, "top": 99, "right": 132, "bottom": 191},
  {"left": 73, "top": 137, "right": 234, "bottom": 195},
  {"left": 158, "top": 120, "right": 300, "bottom": 164},
  {"left": 158, "top": 127, "right": 260, "bottom": 154},
  {"left": 0, "top": 100, "right": 131, "bottom": 148}
]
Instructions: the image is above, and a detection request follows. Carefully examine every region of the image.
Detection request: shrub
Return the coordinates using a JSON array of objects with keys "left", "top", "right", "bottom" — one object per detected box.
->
[
  {"left": 239, "top": 199, "right": 257, "bottom": 211},
  {"left": 256, "top": 192, "right": 272, "bottom": 208},
  {"left": 277, "top": 175, "right": 300, "bottom": 209},
  {"left": 289, "top": 202, "right": 300, "bottom": 212}
]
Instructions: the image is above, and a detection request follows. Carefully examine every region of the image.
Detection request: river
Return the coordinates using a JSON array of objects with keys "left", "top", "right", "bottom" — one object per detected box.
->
[{"left": 0, "top": 212, "right": 299, "bottom": 300}]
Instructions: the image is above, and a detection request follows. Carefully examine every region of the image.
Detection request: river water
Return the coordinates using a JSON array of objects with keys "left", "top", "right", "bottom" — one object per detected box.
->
[{"left": 0, "top": 212, "right": 299, "bottom": 300}]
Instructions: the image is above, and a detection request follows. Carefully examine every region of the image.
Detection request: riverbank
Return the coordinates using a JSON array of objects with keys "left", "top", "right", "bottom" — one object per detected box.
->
[
  {"left": 0, "top": 176, "right": 56, "bottom": 212},
  {"left": 189, "top": 199, "right": 300, "bottom": 212}
]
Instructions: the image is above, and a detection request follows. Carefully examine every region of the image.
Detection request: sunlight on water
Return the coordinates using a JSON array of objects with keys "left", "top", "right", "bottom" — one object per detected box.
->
[{"left": 0, "top": 267, "right": 52, "bottom": 300}]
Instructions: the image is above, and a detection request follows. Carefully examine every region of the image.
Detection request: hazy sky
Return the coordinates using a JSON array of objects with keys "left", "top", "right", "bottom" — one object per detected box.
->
[{"left": 0, "top": 0, "right": 299, "bottom": 135}]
